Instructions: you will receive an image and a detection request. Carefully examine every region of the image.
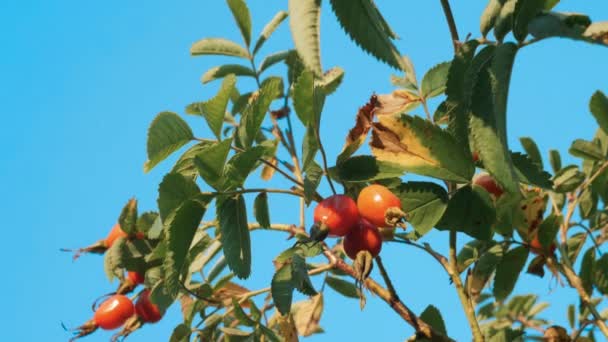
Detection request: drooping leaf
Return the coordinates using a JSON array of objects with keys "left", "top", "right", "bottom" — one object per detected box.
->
[
  {"left": 144, "top": 112, "right": 194, "bottom": 172},
  {"left": 253, "top": 10, "right": 289, "bottom": 55},
  {"left": 164, "top": 196, "right": 211, "bottom": 296},
  {"left": 292, "top": 294, "right": 324, "bottom": 337},
  {"left": 272, "top": 262, "right": 295, "bottom": 315},
  {"left": 590, "top": 91, "right": 608, "bottom": 135},
  {"left": 190, "top": 38, "right": 249, "bottom": 58},
  {"left": 292, "top": 253, "right": 317, "bottom": 296},
  {"left": 158, "top": 173, "right": 201, "bottom": 222},
  {"left": 200, "top": 64, "right": 255, "bottom": 84},
  {"left": 468, "top": 244, "right": 504, "bottom": 301},
  {"left": 330, "top": 155, "right": 405, "bottom": 182},
  {"left": 288, "top": 0, "right": 322, "bottom": 75},
  {"left": 227, "top": 0, "right": 252, "bottom": 46},
  {"left": 329, "top": 0, "right": 402, "bottom": 70},
  {"left": 118, "top": 198, "right": 138, "bottom": 235},
  {"left": 437, "top": 185, "right": 496, "bottom": 240},
  {"left": 493, "top": 0, "right": 517, "bottom": 41},
  {"left": 513, "top": 0, "right": 545, "bottom": 41},
  {"left": 493, "top": 246, "right": 529, "bottom": 301},
  {"left": 395, "top": 182, "right": 448, "bottom": 236},
  {"left": 217, "top": 194, "right": 251, "bottom": 279},
  {"left": 579, "top": 187, "right": 597, "bottom": 219},
  {"left": 238, "top": 77, "right": 283, "bottom": 148},
  {"left": 519, "top": 137, "right": 543, "bottom": 168},
  {"left": 536, "top": 214, "right": 561, "bottom": 248},
  {"left": 371, "top": 114, "right": 475, "bottom": 182},
  {"left": 338, "top": 96, "right": 378, "bottom": 164},
  {"left": 469, "top": 43, "right": 520, "bottom": 195},
  {"left": 510, "top": 152, "right": 553, "bottom": 189},
  {"left": 222, "top": 146, "right": 266, "bottom": 190},
  {"left": 528, "top": 11, "right": 594, "bottom": 43},
  {"left": 569, "top": 139, "right": 604, "bottom": 161},
  {"left": 419, "top": 305, "right": 447, "bottom": 335},
  {"left": 258, "top": 50, "right": 292, "bottom": 73},
  {"left": 194, "top": 139, "right": 233, "bottom": 190},
  {"left": 325, "top": 276, "right": 359, "bottom": 298},
  {"left": 594, "top": 253, "right": 608, "bottom": 295},
  {"left": 253, "top": 192, "right": 271, "bottom": 228},
  {"left": 580, "top": 248, "right": 596, "bottom": 296},
  {"left": 302, "top": 126, "right": 319, "bottom": 172},
  {"left": 480, "top": 0, "right": 505, "bottom": 37},
  {"left": 187, "top": 75, "right": 236, "bottom": 138},
  {"left": 420, "top": 62, "right": 451, "bottom": 99},
  {"left": 549, "top": 149, "right": 562, "bottom": 173}
]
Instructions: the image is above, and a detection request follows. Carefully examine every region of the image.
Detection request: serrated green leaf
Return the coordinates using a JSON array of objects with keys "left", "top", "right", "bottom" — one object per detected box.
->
[
  {"left": 118, "top": 198, "right": 138, "bottom": 235},
  {"left": 200, "top": 65, "right": 255, "bottom": 84},
  {"left": 480, "top": 0, "right": 505, "bottom": 37},
  {"left": 170, "top": 324, "right": 191, "bottom": 342},
  {"left": 420, "top": 305, "right": 447, "bottom": 335},
  {"left": 579, "top": 187, "right": 597, "bottom": 219},
  {"left": 580, "top": 248, "right": 596, "bottom": 296},
  {"left": 329, "top": 0, "right": 402, "bottom": 70},
  {"left": 302, "top": 126, "right": 319, "bottom": 172},
  {"left": 316, "top": 66, "right": 344, "bottom": 95},
  {"left": 549, "top": 149, "right": 562, "bottom": 173},
  {"left": 590, "top": 91, "right": 608, "bottom": 135},
  {"left": 513, "top": 0, "right": 545, "bottom": 41},
  {"left": 232, "top": 298, "right": 256, "bottom": 327},
  {"left": 104, "top": 237, "right": 127, "bottom": 281},
  {"left": 194, "top": 139, "right": 232, "bottom": 190},
  {"left": 330, "top": 155, "right": 405, "bottom": 182},
  {"left": 253, "top": 192, "right": 271, "bottom": 228},
  {"left": 217, "top": 194, "right": 251, "bottom": 279},
  {"left": 519, "top": 137, "right": 543, "bottom": 168},
  {"left": 304, "top": 161, "right": 323, "bottom": 205},
  {"left": 536, "top": 214, "right": 561, "bottom": 248},
  {"left": 594, "top": 253, "right": 608, "bottom": 295},
  {"left": 326, "top": 276, "right": 359, "bottom": 298},
  {"left": 457, "top": 240, "right": 496, "bottom": 273},
  {"left": 569, "top": 139, "right": 604, "bottom": 161},
  {"left": 158, "top": 173, "right": 201, "bottom": 222},
  {"left": 511, "top": 152, "right": 553, "bottom": 189},
  {"left": 292, "top": 253, "right": 317, "bottom": 296},
  {"left": 188, "top": 75, "right": 236, "bottom": 138},
  {"left": 293, "top": 70, "right": 315, "bottom": 125},
  {"left": 238, "top": 77, "right": 283, "bottom": 148},
  {"left": 271, "top": 262, "right": 295, "bottom": 315},
  {"left": 222, "top": 146, "right": 266, "bottom": 190},
  {"left": 171, "top": 142, "right": 214, "bottom": 178},
  {"left": 494, "top": 0, "right": 517, "bottom": 41},
  {"left": 164, "top": 196, "right": 211, "bottom": 296},
  {"left": 144, "top": 112, "right": 194, "bottom": 172},
  {"left": 253, "top": 10, "right": 288, "bottom": 55},
  {"left": 371, "top": 115, "right": 475, "bottom": 182},
  {"left": 567, "top": 232, "right": 586, "bottom": 263},
  {"left": 190, "top": 38, "right": 249, "bottom": 58},
  {"left": 437, "top": 185, "right": 496, "bottom": 240},
  {"left": 258, "top": 50, "right": 292, "bottom": 73},
  {"left": 288, "top": 0, "right": 322, "bottom": 75},
  {"left": 227, "top": 0, "right": 252, "bottom": 46},
  {"left": 493, "top": 246, "right": 529, "bottom": 301},
  {"left": 552, "top": 165, "right": 585, "bottom": 193},
  {"left": 468, "top": 244, "right": 504, "bottom": 301},
  {"left": 470, "top": 43, "right": 520, "bottom": 195},
  {"left": 395, "top": 182, "right": 448, "bottom": 236},
  {"left": 421, "top": 62, "right": 451, "bottom": 99}
]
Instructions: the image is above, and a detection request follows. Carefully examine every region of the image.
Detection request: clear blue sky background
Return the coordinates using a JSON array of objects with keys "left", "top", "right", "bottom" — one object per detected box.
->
[{"left": 1, "top": 0, "right": 607, "bottom": 341}]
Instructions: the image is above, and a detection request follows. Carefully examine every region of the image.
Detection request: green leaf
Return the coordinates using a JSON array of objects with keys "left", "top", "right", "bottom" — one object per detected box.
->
[
  {"left": 371, "top": 115, "right": 475, "bottom": 182},
  {"left": 536, "top": 214, "right": 561, "bottom": 248},
  {"left": 222, "top": 146, "right": 266, "bottom": 190},
  {"left": 325, "top": 276, "right": 359, "bottom": 298},
  {"left": 304, "top": 161, "right": 323, "bottom": 205},
  {"left": 510, "top": 152, "right": 553, "bottom": 189},
  {"left": 528, "top": 12, "right": 593, "bottom": 42},
  {"left": 329, "top": 0, "right": 403, "bottom": 70},
  {"left": 457, "top": 240, "right": 496, "bottom": 273},
  {"left": 469, "top": 43, "right": 520, "bottom": 195},
  {"left": 468, "top": 244, "right": 504, "bottom": 300},
  {"left": 419, "top": 305, "right": 447, "bottom": 335},
  {"left": 164, "top": 196, "right": 211, "bottom": 296},
  {"left": 493, "top": 0, "right": 517, "bottom": 41},
  {"left": 567, "top": 304, "right": 575, "bottom": 329},
  {"left": 190, "top": 38, "right": 249, "bottom": 58},
  {"left": 253, "top": 192, "right": 271, "bottom": 228},
  {"left": 567, "top": 232, "right": 586, "bottom": 263},
  {"left": 395, "top": 182, "right": 448, "bottom": 236},
  {"left": 519, "top": 137, "right": 543, "bottom": 168},
  {"left": 302, "top": 126, "right": 319, "bottom": 172},
  {"left": 171, "top": 142, "right": 213, "bottom": 178},
  {"left": 137, "top": 212, "right": 159, "bottom": 235},
  {"left": 118, "top": 198, "right": 138, "bottom": 235},
  {"left": 253, "top": 10, "right": 288, "bottom": 55},
  {"left": 580, "top": 248, "right": 596, "bottom": 296},
  {"left": 238, "top": 77, "right": 283, "bottom": 148},
  {"left": 194, "top": 139, "right": 232, "bottom": 190},
  {"left": 590, "top": 91, "right": 608, "bottom": 135},
  {"left": 258, "top": 50, "right": 292, "bottom": 73},
  {"left": 187, "top": 75, "right": 236, "bottom": 139},
  {"left": 232, "top": 299, "right": 256, "bottom": 327},
  {"left": 292, "top": 253, "right": 317, "bottom": 296},
  {"left": 569, "top": 139, "right": 604, "bottom": 161},
  {"left": 316, "top": 66, "right": 344, "bottom": 95},
  {"left": 513, "top": 0, "right": 545, "bottom": 41},
  {"left": 579, "top": 187, "right": 597, "bottom": 219},
  {"left": 144, "top": 112, "right": 194, "bottom": 173},
  {"left": 271, "top": 262, "right": 295, "bottom": 315},
  {"left": 293, "top": 70, "right": 315, "bottom": 126},
  {"left": 158, "top": 173, "right": 201, "bottom": 222},
  {"left": 227, "top": 0, "right": 252, "bottom": 46},
  {"left": 493, "top": 246, "right": 529, "bottom": 301},
  {"left": 200, "top": 65, "right": 255, "bottom": 84},
  {"left": 217, "top": 194, "right": 251, "bottom": 279},
  {"left": 480, "top": 0, "right": 505, "bottom": 37},
  {"left": 104, "top": 237, "right": 127, "bottom": 280},
  {"left": 594, "top": 253, "right": 608, "bottom": 295},
  {"left": 436, "top": 185, "right": 496, "bottom": 240},
  {"left": 552, "top": 165, "right": 585, "bottom": 193},
  {"left": 421, "top": 62, "right": 451, "bottom": 99},
  {"left": 288, "top": 0, "right": 322, "bottom": 76},
  {"left": 170, "top": 324, "right": 191, "bottom": 342},
  {"left": 549, "top": 149, "right": 562, "bottom": 173},
  {"left": 330, "top": 155, "right": 405, "bottom": 182}
]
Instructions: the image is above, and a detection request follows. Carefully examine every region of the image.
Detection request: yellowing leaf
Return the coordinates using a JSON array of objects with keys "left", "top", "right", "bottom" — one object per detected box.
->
[
  {"left": 370, "top": 114, "right": 474, "bottom": 182},
  {"left": 514, "top": 187, "right": 547, "bottom": 240},
  {"left": 337, "top": 95, "right": 378, "bottom": 164}
]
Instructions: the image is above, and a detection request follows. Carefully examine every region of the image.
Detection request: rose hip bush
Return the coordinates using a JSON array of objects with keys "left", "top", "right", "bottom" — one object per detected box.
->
[{"left": 64, "top": 0, "right": 608, "bottom": 341}]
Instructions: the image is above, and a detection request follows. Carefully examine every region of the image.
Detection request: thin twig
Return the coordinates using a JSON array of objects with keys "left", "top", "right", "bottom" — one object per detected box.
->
[
  {"left": 439, "top": 0, "right": 460, "bottom": 50},
  {"left": 375, "top": 256, "right": 399, "bottom": 301}
]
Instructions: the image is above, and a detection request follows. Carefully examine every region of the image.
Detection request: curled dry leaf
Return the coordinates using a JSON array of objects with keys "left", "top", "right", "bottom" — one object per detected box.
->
[
  {"left": 292, "top": 294, "right": 324, "bottom": 337},
  {"left": 373, "top": 89, "right": 420, "bottom": 116},
  {"left": 515, "top": 187, "right": 547, "bottom": 241},
  {"left": 337, "top": 95, "right": 378, "bottom": 163},
  {"left": 211, "top": 282, "right": 251, "bottom": 308}
]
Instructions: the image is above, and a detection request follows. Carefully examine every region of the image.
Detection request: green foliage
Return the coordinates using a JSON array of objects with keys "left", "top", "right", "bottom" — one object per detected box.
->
[
  {"left": 519, "top": 137, "right": 542, "bottom": 168},
  {"left": 238, "top": 77, "right": 283, "bottom": 148},
  {"left": 193, "top": 139, "right": 233, "bottom": 190},
  {"left": 253, "top": 10, "right": 288, "bottom": 55},
  {"left": 227, "top": 0, "right": 252, "bottom": 47},
  {"left": 493, "top": 246, "right": 529, "bottom": 301},
  {"left": 200, "top": 65, "right": 255, "bottom": 84},
  {"left": 330, "top": 155, "right": 405, "bottom": 182},
  {"left": 325, "top": 276, "right": 359, "bottom": 298},
  {"left": 253, "top": 192, "right": 271, "bottom": 228},
  {"left": 145, "top": 112, "right": 194, "bottom": 172},
  {"left": 510, "top": 152, "right": 553, "bottom": 189},
  {"left": 190, "top": 38, "right": 249, "bottom": 58},
  {"left": 118, "top": 198, "right": 138, "bottom": 235},
  {"left": 288, "top": 0, "right": 322, "bottom": 75},
  {"left": 217, "top": 194, "right": 251, "bottom": 279},
  {"left": 420, "top": 305, "right": 448, "bottom": 336},
  {"left": 437, "top": 185, "right": 496, "bottom": 240},
  {"left": 187, "top": 74, "right": 236, "bottom": 139},
  {"left": 329, "top": 0, "right": 403, "bottom": 70},
  {"left": 420, "top": 62, "right": 451, "bottom": 99},
  {"left": 513, "top": 0, "right": 545, "bottom": 42},
  {"left": 395, "top": 182, "right": 448, "bottom": 236},
  {"left": 590, "top": 91, "right": 608, "bottom": 135}
]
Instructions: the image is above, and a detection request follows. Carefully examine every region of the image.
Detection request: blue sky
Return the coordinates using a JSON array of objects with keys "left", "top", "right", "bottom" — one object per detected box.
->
[{"left": 1, "top": 0, "right": 607, "bottom": 341}]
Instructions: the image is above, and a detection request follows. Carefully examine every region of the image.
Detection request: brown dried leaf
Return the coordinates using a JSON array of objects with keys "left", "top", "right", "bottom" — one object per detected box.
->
[
  {"left": 292, "top": 294, "right": 324, "bottom": 337},
  {"left": 180, "top": 295, "right": 195, "bottom": 321},
  {"left": 211, "top": 282, "right": 250, "bottom": 308},
  {"left": 337, "top": 95, "right": 378, "bottom": 163},
  {"left": 373, "top": 89, "right": 420, "bottom": 116},
  {"left": 261, "top": 157, "right": 278, "bottom": 181}
]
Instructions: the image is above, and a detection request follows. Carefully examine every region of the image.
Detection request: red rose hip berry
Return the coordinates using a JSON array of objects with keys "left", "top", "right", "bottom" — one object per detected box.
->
[
  {"left": 93, "top": 295, "right": 135, "bottom": 330},
  {"left": 357, "top": 184, "right": 402, "bottom": 227},
  {"left": 343, "top": 218, "right": 383, "bottom": 260},
  {"left": 135, "top": 289, "right": 163, "bottom": 323},
  {"left": 314, "top": 194, "right": 359, "bottom": 236}
]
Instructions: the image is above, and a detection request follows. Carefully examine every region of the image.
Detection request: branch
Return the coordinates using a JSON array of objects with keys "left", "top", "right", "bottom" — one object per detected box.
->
[
  {"left": 439, "top": 0, "right": 460, "bottom": 51},
  {"left": 375, "top": 255, "right": 399, "bottom": 301}
]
